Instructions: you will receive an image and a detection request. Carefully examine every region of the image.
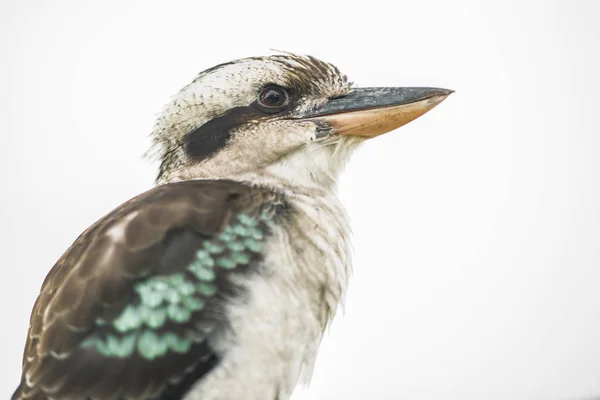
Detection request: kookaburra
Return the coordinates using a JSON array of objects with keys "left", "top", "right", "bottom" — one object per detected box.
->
[{"left": 13, "top": 54, "right": 452, "bottom": 400}]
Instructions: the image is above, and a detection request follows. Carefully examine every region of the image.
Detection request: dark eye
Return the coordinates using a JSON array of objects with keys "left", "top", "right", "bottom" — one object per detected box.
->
[{"left": 257, "top": 86, "right": 289, "bottom": 111}]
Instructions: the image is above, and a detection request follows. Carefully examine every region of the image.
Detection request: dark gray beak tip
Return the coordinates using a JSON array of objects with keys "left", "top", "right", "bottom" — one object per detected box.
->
[{"left": 426, "top": 88, "right": 454, "bottom": 97}]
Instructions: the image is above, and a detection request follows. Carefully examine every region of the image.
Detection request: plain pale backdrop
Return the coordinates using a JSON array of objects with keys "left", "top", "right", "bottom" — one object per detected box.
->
[{"left": 1, "top": 1, "right": 599, "bottom": 399}]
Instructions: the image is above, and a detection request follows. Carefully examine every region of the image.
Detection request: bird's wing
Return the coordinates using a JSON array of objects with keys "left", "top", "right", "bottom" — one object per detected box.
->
[{"left": 13, "top": 179, "right": 283, "bottom": 400}]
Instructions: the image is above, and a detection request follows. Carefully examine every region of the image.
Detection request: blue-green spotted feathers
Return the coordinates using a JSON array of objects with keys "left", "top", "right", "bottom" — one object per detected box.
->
[{"left": 81, "top": 212, "right": 269, "bottom": 360}]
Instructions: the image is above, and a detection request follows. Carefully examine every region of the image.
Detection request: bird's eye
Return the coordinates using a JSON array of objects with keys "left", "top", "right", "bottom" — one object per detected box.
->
[{"left": 257, "top": 86, "right": 289, "bottom": 111}]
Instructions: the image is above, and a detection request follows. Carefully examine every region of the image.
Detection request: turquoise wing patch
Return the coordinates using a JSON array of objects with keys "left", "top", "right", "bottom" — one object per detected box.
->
[{"left": 81, "top": 213, "right": 269, "bottom": 360}]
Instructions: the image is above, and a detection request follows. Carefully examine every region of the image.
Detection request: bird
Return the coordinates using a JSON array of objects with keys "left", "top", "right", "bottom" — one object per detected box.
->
[{"left": 12, "top": 53, "right": 452, "bottom": 400}]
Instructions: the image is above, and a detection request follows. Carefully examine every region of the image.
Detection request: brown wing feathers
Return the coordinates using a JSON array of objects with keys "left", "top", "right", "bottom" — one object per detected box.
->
[{"left": 13, "top": 180, "right": 282, "bottom": 400}]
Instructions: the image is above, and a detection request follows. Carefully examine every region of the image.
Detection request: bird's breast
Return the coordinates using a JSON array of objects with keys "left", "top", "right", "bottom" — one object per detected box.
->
[
  {"left": 187, "top": 189, "right": 352, "bottom": 400},
  {"left": 276, "top": 190, "right": 353, "bottom": 327}
]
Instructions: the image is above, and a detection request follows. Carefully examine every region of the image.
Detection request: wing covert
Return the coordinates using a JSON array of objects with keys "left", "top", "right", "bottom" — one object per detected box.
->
[{"left": 13, "top": 180, "right": 282, "bottom": 400}]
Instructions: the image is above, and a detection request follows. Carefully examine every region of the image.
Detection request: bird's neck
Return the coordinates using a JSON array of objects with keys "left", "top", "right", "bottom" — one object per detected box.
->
[
  {"left": 238, "top": 148, "right": 342, "bottom": 195},
  {"left": 162, "top": 140, "right": 361, "bottom": 197}
]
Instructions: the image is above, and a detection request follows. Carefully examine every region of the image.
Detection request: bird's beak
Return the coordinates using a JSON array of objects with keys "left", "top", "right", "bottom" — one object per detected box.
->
[{"left": 300, "top": 87, "right": 453, "bottom": 138}]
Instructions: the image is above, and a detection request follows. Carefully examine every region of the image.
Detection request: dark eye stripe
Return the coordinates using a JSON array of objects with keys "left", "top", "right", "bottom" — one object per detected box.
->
[
  {"left": 184, "top": 106, "right": 267, "bottom": 162},
  {"left": 184, "top": 86, "right": 295, "bottom": 162}
]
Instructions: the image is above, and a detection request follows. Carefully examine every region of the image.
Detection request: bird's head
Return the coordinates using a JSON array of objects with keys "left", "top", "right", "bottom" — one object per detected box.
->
[{"left": 151, "top": 54, "right": 451, "bottom": 189}]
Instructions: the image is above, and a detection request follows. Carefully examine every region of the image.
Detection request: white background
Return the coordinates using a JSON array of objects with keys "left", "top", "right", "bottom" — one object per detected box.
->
[{"left": 1, "top": 1, "right": 599, "bottom": 399}]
